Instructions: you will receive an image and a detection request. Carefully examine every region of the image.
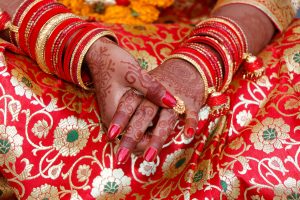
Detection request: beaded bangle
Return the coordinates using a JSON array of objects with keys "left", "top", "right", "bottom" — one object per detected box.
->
[
  {"left": 27, "top": 4, "right": 69, "bottom": 57},
  {"left": 44, "top": 18, "right": 82, "bottom": 74},
  {"left": 35, "top": 13, "right": 77, "bottom": 74},
  {"left": 7, "top": 0, "right": 118, "bottom": 90},
  {"left": 173, "top": 46, "right": 216, "bottom": 88},
  {"left": 186, "top": 36, "right": 234, "bottom": 93},
  {"left": 18, "top": 0, "right": 57, "bottom": 55},
  {"left": 9, "top": 0, "right": 35, "bottom": 45}
]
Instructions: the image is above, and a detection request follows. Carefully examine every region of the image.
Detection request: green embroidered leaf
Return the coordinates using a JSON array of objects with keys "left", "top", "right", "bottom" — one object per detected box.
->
[
  {"left": 0, "top": 140, "right": 11, "bottom": 154},
  {"left": 104, "top": 181, "right": 119, "bottom": 194},
  {"left": 220, "top": 180, "right": 228, "bottom": 192},
  {"left": 293, "top": 52, "right": 300, "bottom": 63},
  {"left": 263, "top": 128, "right": 277, "bottom": 141},
  {"left": 193, "top": 170, "right": 204, "bottom": 182}
]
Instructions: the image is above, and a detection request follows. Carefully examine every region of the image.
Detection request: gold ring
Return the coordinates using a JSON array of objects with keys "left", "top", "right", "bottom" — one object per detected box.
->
[
  {"left": 173, "top": 96, "right": 185, "bottom": 115},
  {"left": 131, "top": 89, "right": 143, "bottom": 96}
]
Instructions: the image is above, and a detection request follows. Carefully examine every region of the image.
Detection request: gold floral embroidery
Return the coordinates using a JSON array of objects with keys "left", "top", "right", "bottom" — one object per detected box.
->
[
  {"left": 250, "top": 118, "right": 290, "bottom": 154},
  {"left": 27, "top": 184, "right": 60, "bottom": 200},
  {"left": 162, "top": 148, "right": 193, "bottom": 179},
  {"left": 219, "top": 169, "right": 241, "bottom": 200},
  {"left": 0, "top": 125, "right": 23, "bottom": 166},
  {"left": 284, "top": 44, "right": 300, "bottom": 79},
  {"left": 91, "top": 168, "right": 131, "bottom": 199},
  {"left": 53, "top": 116, "right": 90, "bottom": 157}
]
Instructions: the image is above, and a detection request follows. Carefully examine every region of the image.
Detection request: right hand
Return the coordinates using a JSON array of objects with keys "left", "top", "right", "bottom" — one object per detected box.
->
[{"left": 85, "top": 37, "right": 177, "bottom": 131}]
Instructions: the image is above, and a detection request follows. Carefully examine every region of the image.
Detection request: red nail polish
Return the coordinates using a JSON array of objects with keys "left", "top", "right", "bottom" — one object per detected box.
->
[
  {"left": 186, "top": 128, "right": 195, "bottom": 138},
  {"left": 162, "top": 91, "right": 177, "bottom": 108},
  {"left": 116, "top": 147, "right": 130, "bottom": 164},
  {"left": 107, "top": 125, "right": 121, "bottom": 140},
  {"left": 144, "top": 146, "right": 157, "bottom": 162}
]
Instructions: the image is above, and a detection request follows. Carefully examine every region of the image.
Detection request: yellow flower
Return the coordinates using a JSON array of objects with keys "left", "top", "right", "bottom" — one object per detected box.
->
[
  {"left": 101, "top": 5, "right": 144, "bottom": 25},
  {"left": 58, "top": 0, "right": 174, "bottom": 25},
  {"left": 130, "top": 1, "right": 159, "bottom": 23},
  {"left": 138, "top": 0, "right": 174, "bottom": 8}
]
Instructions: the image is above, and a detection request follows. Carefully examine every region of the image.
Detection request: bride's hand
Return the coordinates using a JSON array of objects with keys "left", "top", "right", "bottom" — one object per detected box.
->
[
  {"left": 85, "top": 37, "right": 178, "bottom": 130},
  {"left": 111, "top": 58, "right": 206, "bottom": 164}
]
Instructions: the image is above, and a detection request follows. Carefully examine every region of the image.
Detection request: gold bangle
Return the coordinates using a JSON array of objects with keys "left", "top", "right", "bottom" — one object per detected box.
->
[
  {"left": 215, "top": 16, "right": 249, "bottom": 53},
  {"left": 188, "top": 43, "right": 223, "bottom": 90},
  {"left": 209, "top": 17, "right": 248, "bottom": 54},
  {"left": 14, "top": 0, "right": 43, "bottom": 47},
  {"left": 35, "top": 13, "right": 76, "bottom": 74},
  {"left": 74, "top": 30, "right": 118, "bottom": 90}
]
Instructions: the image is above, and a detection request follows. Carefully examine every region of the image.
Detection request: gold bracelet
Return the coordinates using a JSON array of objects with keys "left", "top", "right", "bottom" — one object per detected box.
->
[
  {"left": 209, "top": 17, "right": 248, "bottom": 54},
  {"left": 14, "top": 0, "right": 43, "bottom": 47},
  {"left": 35, "top": 13, "right": 76, "bottom": 74},
  {"left": 188, "top": 43, "right": 223, "bottom": 90}
]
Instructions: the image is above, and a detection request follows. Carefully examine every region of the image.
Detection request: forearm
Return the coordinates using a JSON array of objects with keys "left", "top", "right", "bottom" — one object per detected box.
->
[
  {"left": 213, "top": 4, "right": 275, "bottom": 55},
  {"left": 0, "top": 0, "right": 22, "bottom": 16},
  {"left": 0, "top": 1, "right": 23, "bottom": 39}
]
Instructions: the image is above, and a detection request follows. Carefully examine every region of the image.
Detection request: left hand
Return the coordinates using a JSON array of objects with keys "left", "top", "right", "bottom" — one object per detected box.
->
[{"left": 111, "top": 58, "right": 206, "bottom": 164}]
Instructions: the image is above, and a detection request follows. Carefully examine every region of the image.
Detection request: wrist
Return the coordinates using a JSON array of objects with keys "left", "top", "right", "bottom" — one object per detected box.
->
[{"left": 161, "top": 58, "right": 206, "bottom": 104}]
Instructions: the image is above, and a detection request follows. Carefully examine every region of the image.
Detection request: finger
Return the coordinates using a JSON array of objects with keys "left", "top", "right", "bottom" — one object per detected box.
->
[
  {"left": 107, "top": 89, "right": 142, "bottom": 140},
  {"left": 116, "top": 100, "right": 159, "bottom": 164},
  {"left": 132, "top": 134, "right": 151, "bottom": 156},
  {"left": 143, "top": 109, "right": 177, "bottom": 162},
  {"left": 183, "top": 110, "right": 198, "bottom": 139},
  {"left": 122, "top": 61, "right": 178, "bottom": 109}
]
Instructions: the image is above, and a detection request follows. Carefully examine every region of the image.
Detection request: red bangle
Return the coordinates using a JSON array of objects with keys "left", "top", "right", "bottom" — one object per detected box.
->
[
  {"left": 191, "top": 27, "right": 240, "bottom": 70},
  {"left": 10, "top": 0, "right": 35, "bottom": 45},
  {"left": 52, "top": 21, "right": 87, "bottom": 77},
  {"left": 28, "top": 5, "right": 70, "bottom": 59},
  {"left": 0, "top": 11, "right": 11, "bottom": 31},
  {"left": 173, "top": 46, "right": 216, "bottom": 87},
  {"left": 172, "top": 47, "right": 215, "bottom": 88},
  {"left": 71, "top": 29, "right": 116, "bottom": 88},
  {"left": 62, "top": 25, "right": 98, "bottom": 82},
  {"left": 17, "top": 0, "right": 56, "bottom": 55},
  {"left": 186, "top": 36, "right": 234, "bottom": 92},
  {"left": 184, "top": 43, "right": 224, "bottom": 90},
  {"left": 44, "top": 18, "right": 82, "bottom": 74}
]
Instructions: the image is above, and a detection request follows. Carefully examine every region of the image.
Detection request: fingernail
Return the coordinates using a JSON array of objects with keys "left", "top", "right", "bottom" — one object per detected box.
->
[
  {"left": 116, "top": 147, "right": 130, "bottom": 164},
  {"left": 144, "top": 146, "right": 157, "bottom": 162},
  {"left": 186, "top": 127, "right": 195, "bottom": 138},
  {"left": 107, "top": 124, "right": 121, "bottom": 140},
  {"left": 162, "top": 91, "right": 177, "bottom": 108}
]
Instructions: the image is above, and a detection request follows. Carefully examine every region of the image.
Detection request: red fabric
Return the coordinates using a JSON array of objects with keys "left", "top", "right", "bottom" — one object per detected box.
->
[{"left": 0, "top": 5, "right": 300, "bottom": 200}]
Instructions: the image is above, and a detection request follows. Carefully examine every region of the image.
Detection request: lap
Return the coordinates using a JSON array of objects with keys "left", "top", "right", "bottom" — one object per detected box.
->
[{"left": 0, "top": 20, "right": 299, "bottom": 199}]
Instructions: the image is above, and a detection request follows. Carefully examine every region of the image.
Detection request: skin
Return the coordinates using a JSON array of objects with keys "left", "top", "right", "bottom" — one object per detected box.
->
[
  {"left": 0, "top": 1, "right": 276, "bottom": 163},
  {"left": 110, "top": 4, "right": 276, "bottom": 162},
  {"left": 0, "top": 0, "right": 178, "bottom": 128}
]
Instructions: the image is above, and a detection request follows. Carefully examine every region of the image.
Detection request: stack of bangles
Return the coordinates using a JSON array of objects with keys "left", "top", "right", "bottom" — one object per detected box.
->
[
  {"left": 0, "top": 0, "right": 186, "bottom": 115},
  {"left": 1, "top": 0, "right": 118, "bottom": 90},
  {"left": 165, "top": 16, "right": 261, "bottom": 118}
]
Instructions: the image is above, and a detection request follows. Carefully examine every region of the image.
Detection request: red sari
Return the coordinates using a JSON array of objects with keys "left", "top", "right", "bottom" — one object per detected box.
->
[{"left": 0, "top": 1, "right": 299, "bottom": 199}]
